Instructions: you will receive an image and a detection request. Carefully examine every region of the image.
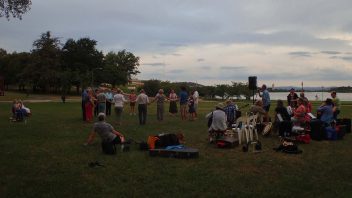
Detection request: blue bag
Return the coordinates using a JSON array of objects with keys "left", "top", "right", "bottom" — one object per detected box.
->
[{"left": 325, "top": 126, "right": 337, "bottom": 140}]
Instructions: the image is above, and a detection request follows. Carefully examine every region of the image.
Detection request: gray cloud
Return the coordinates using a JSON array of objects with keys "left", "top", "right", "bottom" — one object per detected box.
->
[
  {"left": 199, "top": 66, "right": 211, "bottom": 70},
  {"left": 289, "top": 51, "right": 312, "bottom": 57},
  {"left": 168, "top": 69, "right": 184, "bottom": 74},
  {"left": 329, "top": 56, "right": 352, "bottom": 61},
  {"left": 197, "top": 58, "right": 205, "bottom": 62},
  {"left": 143, "top": 62, "right": 165, "bottom": 67},
  {"left": 321, "top": 51, "right": 341, "bottom": 55},
  {"left": 220, "top": 66, "right": 247, "bottom": 70}
]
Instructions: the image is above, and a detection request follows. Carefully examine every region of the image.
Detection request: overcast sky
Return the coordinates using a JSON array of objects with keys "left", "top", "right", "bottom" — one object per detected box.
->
[{"left": 1, "top": 0, "right": 352, "bottom": 87}]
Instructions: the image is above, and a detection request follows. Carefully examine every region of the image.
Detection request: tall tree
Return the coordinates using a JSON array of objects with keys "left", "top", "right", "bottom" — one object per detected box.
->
[
  {"left": 3, "top": 52, "right": 31, "bottom": 90},
  {"left": 102, "top": 50, "right": 140, "bottom": 86},
  {"left": 62, "top": 38, "right": 104, "bottom": 90},
  {"left": 142, "top": 79, "right": 161, "bottom": 96},
  {"left": 20, "top": 31, "right": 62, "bottom": 92},
  {"left": 0, "top": 0, "right": 31, "bottom": 19}
]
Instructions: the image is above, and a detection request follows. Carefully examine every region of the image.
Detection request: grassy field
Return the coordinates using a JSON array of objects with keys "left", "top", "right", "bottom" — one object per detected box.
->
[{"left": 1, "top": 93, "right": 352, "bottom": 197}]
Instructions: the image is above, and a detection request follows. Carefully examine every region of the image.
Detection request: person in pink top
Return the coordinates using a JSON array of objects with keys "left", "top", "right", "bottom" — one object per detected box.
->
[
  {"left": 128, "top": 89, "right": 137, "bottom": 115},
  {"left": 292, "top": 97, "right": 307, "bottom": 127}
]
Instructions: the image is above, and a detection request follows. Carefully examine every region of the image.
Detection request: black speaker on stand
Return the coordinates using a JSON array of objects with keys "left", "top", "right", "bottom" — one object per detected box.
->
[{"left": 248, "top": 76, "right": 257, "bottom": 104}]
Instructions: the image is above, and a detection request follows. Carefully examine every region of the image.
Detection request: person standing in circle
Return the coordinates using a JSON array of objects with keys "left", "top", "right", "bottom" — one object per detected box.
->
[
  {"left": 136, "top": 89, "right": 149, "bottom": 125},
  {"left": 193, "top": 89, "right": 199, "bottom": 119},
  {"left": 128, "top": 89, "right": 137, "bottom": 115},
  {"left": 151, "top": 89, "right": 166, "bottom": 121},
  {"left": 113, "top": 88, "right": 127, "bottom": 125},
  {"left": 105, "top": 89, "right": 113, "bottom": 116},
  {"left": 179, "top": 86, "right": 188, "bottom": 120},
  {"left": 168, "top": 89, "right": 178, "bottom": 116}
]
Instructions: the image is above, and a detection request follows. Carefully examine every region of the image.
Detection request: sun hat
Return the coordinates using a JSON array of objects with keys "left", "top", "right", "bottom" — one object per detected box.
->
[{"left": 215, "top": 103, "right": 225, "bottom": 110}]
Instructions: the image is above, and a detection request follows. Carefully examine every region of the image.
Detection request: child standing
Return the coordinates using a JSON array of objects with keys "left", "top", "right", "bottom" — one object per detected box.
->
[{"left": 188, "top": 96, "right": 195, "bottom": 121}]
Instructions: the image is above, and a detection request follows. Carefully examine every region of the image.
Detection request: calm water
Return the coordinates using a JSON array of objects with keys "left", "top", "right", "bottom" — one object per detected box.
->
[{"left": 267, "top": 92, "right": 352, "bottom": 101}]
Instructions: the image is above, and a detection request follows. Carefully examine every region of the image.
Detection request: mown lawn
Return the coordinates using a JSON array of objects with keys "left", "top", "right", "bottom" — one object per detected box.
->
[{"left": 1, "top": 96, "right": 352, "bottom": 198}]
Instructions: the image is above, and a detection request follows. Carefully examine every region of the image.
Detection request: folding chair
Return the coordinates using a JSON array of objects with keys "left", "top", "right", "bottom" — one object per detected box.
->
[
  {"left": 247, "top": 113, "right": 259, "bottom": 142},
  {"left": 232, "top": 116, "right": 247, "bottom": 145}
]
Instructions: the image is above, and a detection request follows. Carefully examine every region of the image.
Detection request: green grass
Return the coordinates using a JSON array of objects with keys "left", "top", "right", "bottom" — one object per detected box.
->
[{"left": 1, "top": 97, "right": 352, "bottom": 197}]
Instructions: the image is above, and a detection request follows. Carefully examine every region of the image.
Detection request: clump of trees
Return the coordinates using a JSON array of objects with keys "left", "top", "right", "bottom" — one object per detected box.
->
[
  {"left": 140, "top": 79, "right": 252, "bottom": 100},
  {"left": 0, "top": 31, "right": 140, "bottom": 94}
]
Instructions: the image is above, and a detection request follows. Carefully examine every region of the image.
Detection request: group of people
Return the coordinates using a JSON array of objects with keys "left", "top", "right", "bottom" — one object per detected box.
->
[
  {"left": 205, "top": 85, "right": 342, "bottom": 140},
  {"left": 273, "top": 89, "right": 341, "bottom": 136},
  {"left": 83, "top": 86, "right": 201, "bottom": 149},
  {"left": 81, "top": 86, "right": 201, "bottom": 126},
  {"left": 83, "top": 84, "right": 343, "bottom": 153}
]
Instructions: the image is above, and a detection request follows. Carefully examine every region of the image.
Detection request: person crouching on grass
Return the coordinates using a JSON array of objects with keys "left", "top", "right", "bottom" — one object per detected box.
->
[{"left": 84, "top": 113, "right": 125, "bottom": 149}]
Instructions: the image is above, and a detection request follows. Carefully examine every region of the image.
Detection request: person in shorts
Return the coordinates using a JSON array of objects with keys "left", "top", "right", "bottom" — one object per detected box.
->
[{"left": 179, "top": 86, "right": 188, "bottom": 120}]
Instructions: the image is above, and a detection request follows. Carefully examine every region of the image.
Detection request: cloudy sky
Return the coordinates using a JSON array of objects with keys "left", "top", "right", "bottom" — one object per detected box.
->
[{"left": 1, "top": 0, "right": 352, "bottom": 87}]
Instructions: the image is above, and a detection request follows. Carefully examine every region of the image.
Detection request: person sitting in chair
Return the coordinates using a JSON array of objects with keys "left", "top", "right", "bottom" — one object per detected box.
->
[
  {"left": 291, "top": 97, "right": 307, "bottom": 126},
  {"left": 249, "top": 100, "right": 268, "bottom": 123},
  {"left": 274, "top": 100, "right": 291, "bottom": 137},
  {"left": 223, "top": 99, "right": 238, "bottom": 127},
  {"left": 317, "top": 98, "right": 334, "bottom": 126},
  {"left": 206, "top": 103, "right": 227, "bottom": 142},
  {"left": 84, "top": 113, "right": 125, "bottom": 152},
  {"left": 13, "top": 100, "right": 31, "bottom": 121}
]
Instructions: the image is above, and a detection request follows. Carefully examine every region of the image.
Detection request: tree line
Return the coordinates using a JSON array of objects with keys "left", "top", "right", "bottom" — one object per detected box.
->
[
  {"left": 140, "top": 80, "right": 253, "bottom": 100},
  {"left": 0, "top": 31, "right": 254, "bottom": 99},
  {"left": 0, "top": 31, "right": 140, "bottom": 94}
]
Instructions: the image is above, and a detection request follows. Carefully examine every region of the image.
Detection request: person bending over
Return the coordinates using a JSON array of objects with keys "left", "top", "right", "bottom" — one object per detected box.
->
[
  {"left": 85, "top": 113, "right": 125, "bottom": 148},
  {"left": 317, "top": 98, "right": 334, "bottom": 125},
  {"left": 206, "top": 103, "right": 227, "bottom": 142},
  {"left": 250, "top": 100, "right": 268, "bottom": 123}
]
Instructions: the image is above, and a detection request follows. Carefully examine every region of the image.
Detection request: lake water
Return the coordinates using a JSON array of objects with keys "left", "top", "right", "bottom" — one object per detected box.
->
[{"left": 267, "top": 92, "right": 352, "bottom": 101}]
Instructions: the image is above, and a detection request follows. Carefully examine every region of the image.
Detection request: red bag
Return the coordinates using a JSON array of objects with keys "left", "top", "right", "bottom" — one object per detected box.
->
[{"left": 296, "top": 134, "right": 311, "bottom": 144}]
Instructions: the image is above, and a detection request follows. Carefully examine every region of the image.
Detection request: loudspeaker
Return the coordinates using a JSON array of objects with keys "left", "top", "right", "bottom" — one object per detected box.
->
[{"left": 248, "top": 76, "right": 257, "bottom": 90}]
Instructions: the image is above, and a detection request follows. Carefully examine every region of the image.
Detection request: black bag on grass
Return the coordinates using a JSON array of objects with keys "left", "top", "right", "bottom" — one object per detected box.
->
[
  {"left": 310, "top": 119, "right": 326, "bottom": 141},
  {"left": 155, "top": 133, "right": 180, "bottom": 148},
  {"left": 101, "top": 141, "right": 116, "bottom": 155},
  {"left": 337, "top": 118, "right": 351, "bottom": 133}
]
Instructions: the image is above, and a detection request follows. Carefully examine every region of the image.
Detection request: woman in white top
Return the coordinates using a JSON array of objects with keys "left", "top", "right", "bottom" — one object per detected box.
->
[{"left": 113, "top": 88, "right": 127, "bottom": 125}]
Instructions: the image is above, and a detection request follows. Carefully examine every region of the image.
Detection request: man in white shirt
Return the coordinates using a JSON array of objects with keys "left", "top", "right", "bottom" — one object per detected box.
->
[{"left": 136, "top": 89, "right": 149, "bottom": 125}]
